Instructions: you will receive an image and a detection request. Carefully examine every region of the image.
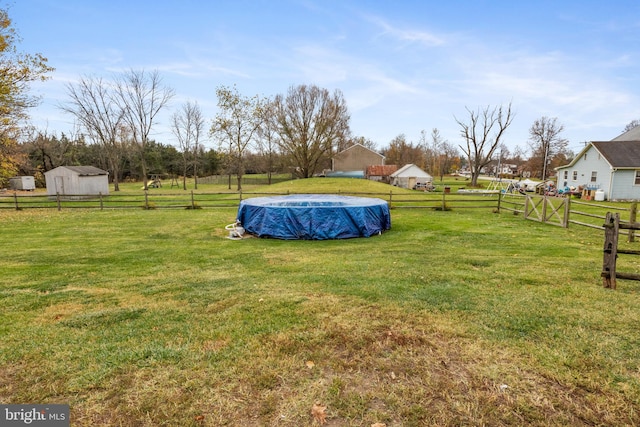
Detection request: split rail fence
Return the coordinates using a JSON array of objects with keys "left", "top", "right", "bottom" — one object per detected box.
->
[
  {"left": 1, "top": 190, "right": 636, "bottom": 232},
  {"left": 601, "top": 211, "right": 640, "bottom": 290},
  {"left": 0, "top": 189, "right": 502, "bottom": 212}
]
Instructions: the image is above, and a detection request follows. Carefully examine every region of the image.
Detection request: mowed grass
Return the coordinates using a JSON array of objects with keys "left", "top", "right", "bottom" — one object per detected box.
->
[{"left": 1, "top": 179, "right": 640, "bottom": 426}]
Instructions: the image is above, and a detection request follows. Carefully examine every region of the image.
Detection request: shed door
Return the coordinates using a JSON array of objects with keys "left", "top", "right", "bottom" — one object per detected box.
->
[{"left": 55, "top": 176, "right": 65, "bottom": 195}]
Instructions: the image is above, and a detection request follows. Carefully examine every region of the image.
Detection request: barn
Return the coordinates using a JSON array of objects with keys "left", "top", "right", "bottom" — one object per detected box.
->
[
  {"left": 332, "top": 143, "right": 385, "bottom": 175},
  {"left": 44, "top": 166, "right": 109, "bottom": 199}
]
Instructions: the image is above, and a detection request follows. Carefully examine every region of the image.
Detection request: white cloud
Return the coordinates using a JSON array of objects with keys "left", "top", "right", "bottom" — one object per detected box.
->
[{"left": 367, "top": 16, "right": 445, "bottom": 47}]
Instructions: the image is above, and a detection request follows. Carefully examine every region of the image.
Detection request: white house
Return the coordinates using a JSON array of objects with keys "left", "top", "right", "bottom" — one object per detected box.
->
[
  {"left": 390, "top": 164, "right": 433, "bottom": 189},
  {"left": 555, "top": 128, "right": 640, "bottom": 201},
  {"left": 44, "top": 166, "right": 109, "bottom": 199}
]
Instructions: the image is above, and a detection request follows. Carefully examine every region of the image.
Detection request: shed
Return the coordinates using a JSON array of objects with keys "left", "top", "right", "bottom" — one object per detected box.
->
[
  {"left": 44, "top": 166, "right": 109, "bottom": 199},
  {"left": 390, "top": 164, "right": 433, "bottom": 189},
  {"left": 9, "top": 176, "right": 36, "bottom": 191}
]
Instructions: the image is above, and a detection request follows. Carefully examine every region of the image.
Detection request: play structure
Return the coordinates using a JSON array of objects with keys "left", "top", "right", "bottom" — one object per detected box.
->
[{"left": 236, "top": 194, "right": 391, "bottom": 240}]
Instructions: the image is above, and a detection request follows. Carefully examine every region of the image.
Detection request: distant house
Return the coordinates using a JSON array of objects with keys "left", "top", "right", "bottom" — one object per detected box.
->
[
  {"left": 390, "top": 164, "right": 433, "bottom": 189},
  {"left": 366, "top": 165, "right": 398, "bottom": 183},
  {"left": 44, "top": 166, "right": 109, "bottom": 199},
  {"left": 332, "top": 143, "right": 385, "bottom": 176},
  {"left": 555, "top": 128, "right": 640, "bottom": 201}
]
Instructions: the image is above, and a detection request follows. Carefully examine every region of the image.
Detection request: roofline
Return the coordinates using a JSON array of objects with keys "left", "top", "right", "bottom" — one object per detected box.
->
[
  {"left": 555, "top": 142, "right": 613, "bottom": 171},
  {"left": 336, "top": 143, "right": 385, "bottom": 158}
]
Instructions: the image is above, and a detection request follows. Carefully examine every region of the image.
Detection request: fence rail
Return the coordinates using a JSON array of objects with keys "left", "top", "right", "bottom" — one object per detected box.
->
[
  {"left": 601, "top": 212, "right": 640, "bottom": 289},
  {"left": 500, "top": 193, "right": 634, "bottom": 230},
  {"left": 1, "top": 190, "right": 635, "bottom": 233},
  {"left": 0, "top": 189, "right": 504, "bottom": 211}
]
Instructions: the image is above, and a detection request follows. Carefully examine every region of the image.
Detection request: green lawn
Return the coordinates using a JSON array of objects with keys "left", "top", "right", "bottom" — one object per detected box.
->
[{"left": 1, "top": 179, "right": 639, "bottom": 426}]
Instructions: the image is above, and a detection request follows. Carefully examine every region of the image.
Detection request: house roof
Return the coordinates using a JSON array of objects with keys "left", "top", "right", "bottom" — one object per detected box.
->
[
  {"left": 557, "top": 140, "right": 640, "bottom": 170},
  {"left": 366, "top": 165, "right": 397, "bottom": 176},
  {"left": 612, "top": 127, "right": 640, "bottom": 141},
  {"left": 591, "top": 141, "right": 640, "bottom": 168},
  {"left": 390, "top": 163, "right": 432, "bottom": 178},
  {"left": 47, "top": 166, "right": 109, "bottom": 176},
  {"left": 333, "top": 143, "right": 384, "bottom": 159}
]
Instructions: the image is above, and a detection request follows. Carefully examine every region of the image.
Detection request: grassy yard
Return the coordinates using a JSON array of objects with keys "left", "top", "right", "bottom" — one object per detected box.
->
[{"left": 1, "top": 179, "right": 639, "bottom": 426}]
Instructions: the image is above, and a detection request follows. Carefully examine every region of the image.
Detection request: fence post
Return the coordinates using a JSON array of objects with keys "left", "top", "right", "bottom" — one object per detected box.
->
[
  {"left": 563, "top": 197, "right": 570, "bottom": 228},
  {"left": 441, "top": 188, "right": 446, "bottom": 211},
  {"left": 524, "top": 195, "right": 530, "bottom": 220},
  {"left": 56, "top": 192, "right": 61, "bottom": 211},
  {"left": 13, "top": 192, "right": 18, "bottom": 210},
  {"left": 99, "top": 192, "right": 103, "bottom": 210},
  {"left": 389, "top": 191, "right": 392, "bottom": 204},
  {"left": 629, "top": 202, "right": 637, "bottom": 243},
  {"left": 191, "top": 190, "right": 195, "bottom": 209},
  {"left": 496, "top": 191, "right": 502, "bottom": 213},
  {"left": 602, "top": 212, "right": 619, "bottom": 289},
  {"left": 541, "top": 196, "right": 548, "bottom": 224},
  {"left": 144, "top": 190, "right": 149, "bottom": 210}
]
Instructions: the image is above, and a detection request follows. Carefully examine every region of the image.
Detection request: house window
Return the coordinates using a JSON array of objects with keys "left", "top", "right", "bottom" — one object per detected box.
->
[
  {"left": 572, "top": 171, "right": 578, "bottom": 181},
  {"left": 635, "top": 171, "right": 640, "bottom": 185},
  {"left": 583, "top": 154, "right": 587, "bottom": 161},
  {"left": 563, "top": 171, "right": 568, "bottom": 179},
  {"left": 591, "top": 171, "right": 597, "bottom": 183}
]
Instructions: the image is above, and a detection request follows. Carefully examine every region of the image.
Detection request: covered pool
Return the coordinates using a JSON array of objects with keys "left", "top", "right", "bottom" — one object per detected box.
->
[{"left": 236, "top": 194, "right": 391, "bottom": 240}]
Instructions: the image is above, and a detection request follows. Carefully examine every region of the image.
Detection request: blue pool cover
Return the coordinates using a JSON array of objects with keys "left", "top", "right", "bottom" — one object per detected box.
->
[{"left": 236, "top": 194, "right": 391, "bottom": 240}]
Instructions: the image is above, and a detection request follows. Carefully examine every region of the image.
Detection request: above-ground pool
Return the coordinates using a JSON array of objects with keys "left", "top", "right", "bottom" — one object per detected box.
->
[{"left": 236, "top": 194, "right": 391, "bottom": 240}]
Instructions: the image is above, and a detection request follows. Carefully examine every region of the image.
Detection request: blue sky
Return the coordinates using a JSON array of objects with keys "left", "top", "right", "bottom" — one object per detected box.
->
[{"left": 12, "top": 0, "right": 640, "bottom": 154}]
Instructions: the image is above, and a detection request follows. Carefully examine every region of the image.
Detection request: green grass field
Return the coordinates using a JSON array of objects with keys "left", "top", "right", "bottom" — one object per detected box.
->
[{"left": 1, "top": 178, "right": 639, "bottom": 426}]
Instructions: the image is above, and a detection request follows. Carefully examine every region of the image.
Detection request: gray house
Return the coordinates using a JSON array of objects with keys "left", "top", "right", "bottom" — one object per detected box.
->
[
  {"left": 44, "top": 166, "right": 109, "bottom": 199},
  {"left": 556, "top": 129, "right": 640, "bottom": 201},
  {"left": 331, "top": 143, "right": 385, "bottom": 176}
]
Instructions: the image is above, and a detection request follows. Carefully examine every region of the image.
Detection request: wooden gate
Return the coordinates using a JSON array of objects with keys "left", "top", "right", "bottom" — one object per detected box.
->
[{"left": 523, "top": 195, "right": 569, "bottom": 227}]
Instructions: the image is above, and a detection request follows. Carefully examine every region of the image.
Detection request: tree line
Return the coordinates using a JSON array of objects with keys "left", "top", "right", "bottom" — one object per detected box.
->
[{"left": 0, "top": 6, "right": 595, "bottom": 191}]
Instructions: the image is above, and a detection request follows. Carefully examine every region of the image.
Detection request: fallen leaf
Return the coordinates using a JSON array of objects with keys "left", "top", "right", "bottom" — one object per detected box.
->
[
  {"left": 371, "top": 423, "right": 387, "bottom": 427},
  {"left": 194, "top": 415, "right": 205, "bottom": 422},
  {"left": 311, "top": 402, "right": 327, "bottom": 425},
  {"left": 306, "top": 360, "right": 315, "bottom": 369}
]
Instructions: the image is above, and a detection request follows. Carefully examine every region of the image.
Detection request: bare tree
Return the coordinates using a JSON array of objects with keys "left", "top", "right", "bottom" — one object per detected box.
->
[
  {"left": 383, "top": 134, "right": 424, "bottom": 168},
  {"left": 273, "top": 84, "right": 350, "bottom": 178},
  {"left": 623, "top": 119, "right": 640, "bottom": 134},
  {"left": 455, "top": 103, "right": 514, "bottom": 187},
  {"left": 116, "top": 69, "right": 174, "bottom": 190},
  {"left": 255, "top": 99, "right": 280, "bottom": 185},
  {"left": 528, "top": 116, "right": 568, "bottom": 180},
  {"left": 171, "top": 101, "right": 205, "bottom": 190},
  {"left": 61, "top": 75, "right": 126, "bottom": 191},
  {"left": 423, "top": 128, "right": 459, "bottom": 181},
  {"left": 210, "top": 85, "right": 263, "bottom": 191},
  {"left": 349, "top": 136, "right": 378, "bottom": 151}
]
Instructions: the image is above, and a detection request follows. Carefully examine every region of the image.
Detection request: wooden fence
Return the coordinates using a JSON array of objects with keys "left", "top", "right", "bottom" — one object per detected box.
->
[
  {"left": 602, "top": 211, "right": 640, "bottom": 289},
  {"left": 0, "top": 189, "right": 503, "bottom": 212},
  {"left": 500, "top": 193, "right": 633, "bottom": 230},
  {"left": 1, "top": 190, "right": 635, "bottom": 233}
]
